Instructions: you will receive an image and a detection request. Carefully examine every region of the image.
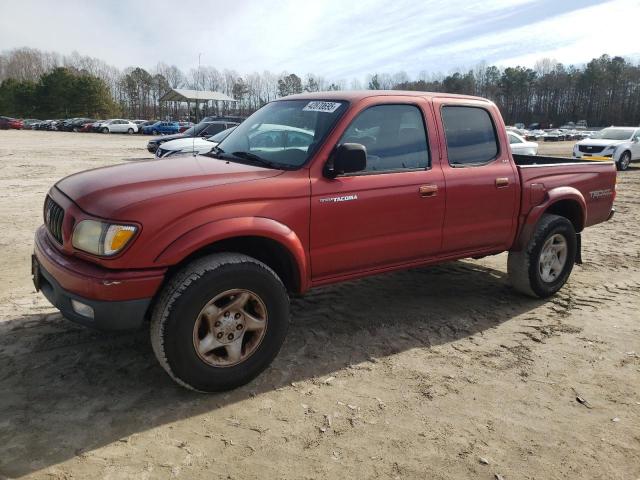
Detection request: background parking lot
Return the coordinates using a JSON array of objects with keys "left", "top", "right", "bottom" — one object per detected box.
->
[{"left": 0, "top": 130, "right": 639, "bottom": 479}]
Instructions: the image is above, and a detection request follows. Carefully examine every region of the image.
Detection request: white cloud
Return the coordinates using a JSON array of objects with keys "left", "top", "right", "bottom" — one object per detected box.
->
[{"left": 0, "top": 0, "right": 637, "bottom": 81}]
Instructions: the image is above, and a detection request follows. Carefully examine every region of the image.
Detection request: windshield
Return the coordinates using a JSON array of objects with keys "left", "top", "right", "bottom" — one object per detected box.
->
[
  {"left": 211, "top": 99, "right": 348, "bottom": 169},
  {"left": 591, "top": 128, "right": 635, "bottom": 140}
]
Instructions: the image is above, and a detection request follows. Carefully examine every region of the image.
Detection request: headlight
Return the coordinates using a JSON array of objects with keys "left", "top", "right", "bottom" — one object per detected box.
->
[
  {"left": 604, "top": 145, "right": 617, "bottom": 152},
  {"left": 72, "top": 220, "right": 137, "bottom": 256}
]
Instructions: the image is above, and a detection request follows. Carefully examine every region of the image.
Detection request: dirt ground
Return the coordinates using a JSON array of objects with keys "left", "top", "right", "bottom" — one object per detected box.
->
[{"left": 0, "top": 130, "right": 638, "bottom": 480}]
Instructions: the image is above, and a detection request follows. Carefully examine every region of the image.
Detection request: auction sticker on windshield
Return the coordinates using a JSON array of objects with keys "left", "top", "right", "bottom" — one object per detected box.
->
[{"left": 303, "top": 101, "right": 342, "bottom": 113}]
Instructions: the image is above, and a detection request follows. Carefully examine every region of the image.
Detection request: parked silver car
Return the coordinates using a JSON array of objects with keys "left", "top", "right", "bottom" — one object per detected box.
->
[
  {"left": 99, "top": 119, "right": 138, "bottom": 134},
  {"left": 507, "top": 131, "right": 538, "bottom": 155}
]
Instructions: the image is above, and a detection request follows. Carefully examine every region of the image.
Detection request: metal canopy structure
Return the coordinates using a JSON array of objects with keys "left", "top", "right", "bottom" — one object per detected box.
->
[
  {"left": 159, "top": 88, "right": 237, "bottom": 103},
  {"left": 159, "top": 89, "right": 237, "bottom": 122}
]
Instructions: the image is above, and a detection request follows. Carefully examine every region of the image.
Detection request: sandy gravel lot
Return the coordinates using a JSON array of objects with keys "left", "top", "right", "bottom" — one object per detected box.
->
[{"left": 0, "top": 130, "right": 638, "bottom": 479}]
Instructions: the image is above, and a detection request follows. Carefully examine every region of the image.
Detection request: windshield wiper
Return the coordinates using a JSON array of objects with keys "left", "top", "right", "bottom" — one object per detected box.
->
[
  {"left": 206, "top": 147, "right": 287, "bottom": 169},
  {"left": 205, "top": 145, "right": 225, "bottom": 157},
  {"left": 231, "top": 151, "right": 284, "bottom": 169}
]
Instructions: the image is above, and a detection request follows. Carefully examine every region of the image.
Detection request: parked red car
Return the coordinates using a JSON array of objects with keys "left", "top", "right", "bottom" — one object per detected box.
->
[
  {"left": 78, "top": 120, "right": 98, "bottom": 132},
  {"left": 0, "top": 116, "right": 24, "bottom": 129},
  {"left": 33, "top": 91, "right": 616, "bottom": 392},
  {"left": 80, "top": 120, "right": 104, "bottom": 132}
]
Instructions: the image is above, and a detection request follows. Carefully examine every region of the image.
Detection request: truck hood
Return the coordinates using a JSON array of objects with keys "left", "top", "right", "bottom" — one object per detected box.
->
[{"left": 56, "top": 157, "right": 283, "bottom": 218}]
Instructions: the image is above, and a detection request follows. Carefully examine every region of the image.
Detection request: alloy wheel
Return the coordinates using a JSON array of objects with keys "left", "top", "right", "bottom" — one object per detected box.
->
[{"left": 192, "top": 289, "right": 268, "bottom": 367}]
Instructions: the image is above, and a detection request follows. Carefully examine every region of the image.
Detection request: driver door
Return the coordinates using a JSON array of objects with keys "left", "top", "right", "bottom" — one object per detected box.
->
[{"left": 310, "top": 100, "right": 445, "bottom": 280}]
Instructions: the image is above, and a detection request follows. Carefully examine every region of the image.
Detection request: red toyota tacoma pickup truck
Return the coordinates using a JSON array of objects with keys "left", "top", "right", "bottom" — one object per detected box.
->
[{"left": 32, "top": 91, "right": 616, "bottom": 392}]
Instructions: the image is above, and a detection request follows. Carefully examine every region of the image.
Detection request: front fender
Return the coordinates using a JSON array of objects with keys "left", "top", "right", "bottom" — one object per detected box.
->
[
  {"left": 154, "top": 217, "right": 310, "bottom": 290},
  {"left": 513, "top": 186, "right": 586, "bottom": 251}
]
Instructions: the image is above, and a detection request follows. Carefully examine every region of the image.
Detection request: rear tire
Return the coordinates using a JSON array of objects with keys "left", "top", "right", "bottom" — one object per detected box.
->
[
  {"left": 508, "top": 214, "right": 576, "bottom": 298},
  {"left": 150, "top": 253, "right": 290, "bottom": 392},
  {"left": 617, "top": 151, "right": 631, "bottom": 171}
]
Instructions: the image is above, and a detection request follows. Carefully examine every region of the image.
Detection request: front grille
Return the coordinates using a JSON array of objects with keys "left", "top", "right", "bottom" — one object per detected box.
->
[
  {"left": 579, "top": 145, "right": 605, "bottom": 153},
  {"left": 44, "top": 196, "right": 64, "bottom": 244}
]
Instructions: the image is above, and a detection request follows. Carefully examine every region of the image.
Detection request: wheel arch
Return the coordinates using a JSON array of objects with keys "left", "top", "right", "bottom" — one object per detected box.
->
[
  {"left": 155, "top": 217, "right": 309, "bottom": 294},
  {"left": 544, "top": 198, "right": 584, "bottom": 233},
  {"left": 514, "top": 187, "right": 585, "bottom": 250}
]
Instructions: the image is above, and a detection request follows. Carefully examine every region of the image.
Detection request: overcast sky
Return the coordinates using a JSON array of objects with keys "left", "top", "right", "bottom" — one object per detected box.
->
[{"left": 1, "top": 0, "right": 639, "bottom": 81}]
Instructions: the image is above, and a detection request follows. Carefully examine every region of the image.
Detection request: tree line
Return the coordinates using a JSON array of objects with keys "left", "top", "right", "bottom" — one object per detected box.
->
[{"left": 1, "top": 47, "right": 639, "bottom": 126}]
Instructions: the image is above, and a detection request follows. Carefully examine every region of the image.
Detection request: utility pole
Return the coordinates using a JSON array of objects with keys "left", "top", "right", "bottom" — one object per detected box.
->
[{"left": 197, "top": 52, "right": 203, "bottom": 122}]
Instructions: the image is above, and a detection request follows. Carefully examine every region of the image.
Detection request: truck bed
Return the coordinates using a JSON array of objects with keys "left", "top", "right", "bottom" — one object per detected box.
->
[{"left": 513, "top": 153, "right": 617, "bottom": 230}]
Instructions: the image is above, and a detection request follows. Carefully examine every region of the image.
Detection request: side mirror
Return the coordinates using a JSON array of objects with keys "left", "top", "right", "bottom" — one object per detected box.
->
[{"left": 325, "top": 143, "right": 366, "bottom": 178}]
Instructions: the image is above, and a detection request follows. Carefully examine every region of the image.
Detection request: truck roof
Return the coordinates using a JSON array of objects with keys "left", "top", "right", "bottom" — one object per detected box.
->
[{"left": 281, "top": 90, "right": 491, "bottom": 103}]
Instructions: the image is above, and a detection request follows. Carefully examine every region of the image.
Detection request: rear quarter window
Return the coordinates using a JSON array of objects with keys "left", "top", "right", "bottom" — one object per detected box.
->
[{"left": 442, "top": 106, "right": 499, "bottom": 166}]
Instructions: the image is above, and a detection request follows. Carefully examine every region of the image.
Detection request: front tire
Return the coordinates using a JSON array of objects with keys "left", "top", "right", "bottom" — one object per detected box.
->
[
  {"left": 150, "top": 253, "right": 290, "bottom": 392},
  {"left": 617, "top": 151, "right": 631, "bottom": 171},
  {"left": 152, "top": 129, "right": 159, "bottom": 135},
  {"left": 508, "top": 214, "right": 576, "bottom": 298},
  {"left": 127, "top": 128, "right": 134, "bottom": 134},
  {"left": 101, "top": 127, "right": 109, "bottom": 134}
]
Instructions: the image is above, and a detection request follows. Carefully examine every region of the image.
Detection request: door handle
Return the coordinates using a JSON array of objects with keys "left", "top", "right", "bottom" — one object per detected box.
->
[
  {"left": 495, "top": 177, "right": 510, "bottom": 188},
  {"left": 419, "top": 184, "right": 438, "bottom": 197}
]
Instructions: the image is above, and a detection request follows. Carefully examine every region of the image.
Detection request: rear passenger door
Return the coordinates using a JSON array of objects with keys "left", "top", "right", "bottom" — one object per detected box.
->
[
  {"left": 434, "top": 100, "right": 519, "bottom": 253},
  {"left": 310, "top": 100, "right": 445, "bottom": 279}
]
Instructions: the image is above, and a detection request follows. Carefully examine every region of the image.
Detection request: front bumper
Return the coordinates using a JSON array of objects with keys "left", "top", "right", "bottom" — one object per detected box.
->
[
  {"left": 33, "top": 257, "right": 151, "bottom": 330},
  {"left": 33, "top": 226, "right": 166, "bottom": 330},
  {"left": 573, "top": 150, "right": 615, "bottom": 161}
]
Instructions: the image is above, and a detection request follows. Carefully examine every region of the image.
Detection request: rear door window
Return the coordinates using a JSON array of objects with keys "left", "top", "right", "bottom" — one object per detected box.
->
[{"left": 442, "top": 106, "right": 499, "bottom": 166}]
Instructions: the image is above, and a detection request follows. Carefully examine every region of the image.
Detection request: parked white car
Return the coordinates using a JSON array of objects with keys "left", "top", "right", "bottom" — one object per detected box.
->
[
  {"left": 155, "top": 127, "right": 237, "bottom": 158},
  {"left": 99, "top": 119, "right": 138, "bottom": 134},
  {"left": 573, "top": 126, "right": 640, "bottom": 171},
  {"left": 507, "top": 131, "right": 538, "bottom": 155}
]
